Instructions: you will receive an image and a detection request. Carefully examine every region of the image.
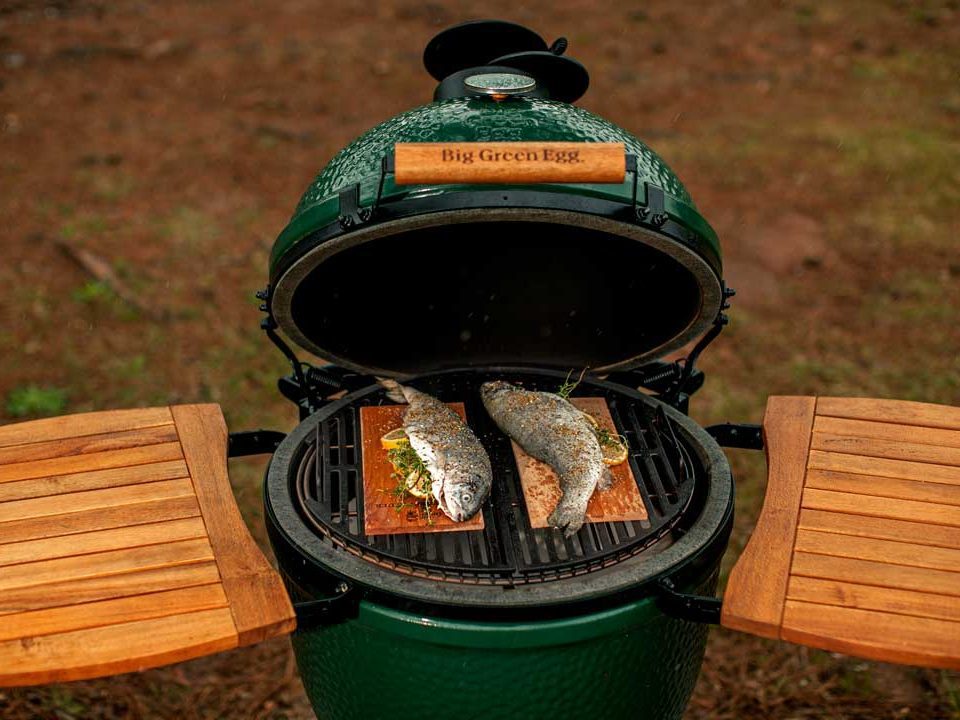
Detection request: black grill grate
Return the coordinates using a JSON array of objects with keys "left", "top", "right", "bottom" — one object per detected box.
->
[{"left": 293, "top": 372, "right": 698, "bottom": 585}]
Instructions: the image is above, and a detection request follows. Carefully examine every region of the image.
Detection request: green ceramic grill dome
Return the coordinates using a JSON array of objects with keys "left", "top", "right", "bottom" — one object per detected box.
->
[
  {"left": 267, "top": 19, "right": 726, "bottom": 380},
  {"left": 271, "top": 97, "right": 719, "bottom": 270}
]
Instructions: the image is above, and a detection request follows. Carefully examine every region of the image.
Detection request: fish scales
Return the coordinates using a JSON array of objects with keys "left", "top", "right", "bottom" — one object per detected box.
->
[
  {"left": 481, "top": 381, "right": 609, "bottom": 536},
  {"left": 380, "top": 379, "right": 492, "bottom": 522}
]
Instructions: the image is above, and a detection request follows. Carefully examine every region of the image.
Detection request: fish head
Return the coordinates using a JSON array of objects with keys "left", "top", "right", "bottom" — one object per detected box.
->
[{"left": 435, "top": 470, "right": 488, "bottom": 522}]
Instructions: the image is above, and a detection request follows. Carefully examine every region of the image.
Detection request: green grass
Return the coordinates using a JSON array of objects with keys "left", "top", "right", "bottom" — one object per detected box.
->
[
  {"left": 60, "top": 213, "right": 109, "bottom": 239},
  {"left": 158, "top": 206, "right": 220, "bottom": 245},
  {"left": 6, "top": 385, "right": 68, "bottom": 417},
  {"left": 942, "top": 670, "right": 960, "bottom": 719},
  {"left": 71, "top": 280, "right": 114, "bottom": 304}
]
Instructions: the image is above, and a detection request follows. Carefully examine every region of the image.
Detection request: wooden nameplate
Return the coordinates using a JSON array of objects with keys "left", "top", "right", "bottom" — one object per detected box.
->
[
  {"left": 394, "top": 142, "right": 626, "bottom": 185},
  {"left": 513, "top": 397, "right": 648, "bottom": 528},
  {"left": 722, "top": 396, "right": 960, "bottom": 670},
  {"left": 359, "top": 404, "right": 485, "bottom": 536},
  {"left": 0, "top": 405, "right": 295, "bottom": 686}
]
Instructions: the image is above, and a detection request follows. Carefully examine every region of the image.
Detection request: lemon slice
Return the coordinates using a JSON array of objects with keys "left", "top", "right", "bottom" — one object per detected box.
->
[
  {"left": 405, "top": 470, "right": 432, "bottom": 499},
  {"left": 381, "top": 428, "right": 410, "bottom": 450},
  {"left": 579, "top": 411, "right": 600, "bottom": 430},
  {"left": 600, "top": 437, "right": 628, "bottom": 466}
]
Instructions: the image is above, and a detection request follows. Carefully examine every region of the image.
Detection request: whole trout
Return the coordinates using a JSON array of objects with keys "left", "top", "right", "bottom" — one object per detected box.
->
[
  {"left": 380, "top": 379, "right": 492, "bottom": 522},
  {"left": 481, "top": 380, "right": 610, "bottom": 536}
]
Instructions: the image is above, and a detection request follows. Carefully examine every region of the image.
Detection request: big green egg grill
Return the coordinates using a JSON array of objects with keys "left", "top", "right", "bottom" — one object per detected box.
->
[
  {"left": 257, "top": 20, "right": 733, "bottom": 720},
  {"left": 2, "top": 18, "right": 958, "bottom": 720}
]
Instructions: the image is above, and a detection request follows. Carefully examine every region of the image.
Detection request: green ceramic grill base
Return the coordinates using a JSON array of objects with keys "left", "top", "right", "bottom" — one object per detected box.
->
[{"left": 291, "top": 573, "right": 717, "bottom": 720}]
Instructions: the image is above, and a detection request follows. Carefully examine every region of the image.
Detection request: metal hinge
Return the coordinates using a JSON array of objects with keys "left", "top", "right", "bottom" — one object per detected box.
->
[
  {"left": 227, "top": 430, "right": 287, "bottom": 458},
  {"left": 655, "top": 578, "right": 722, "bottom": 625},
  {"left": 338, "top": 183, "right": 372, "bottom": 229},
  {"left": 705, "top": 423, "right": 764, "bottom": 450},
  {"left": 337, "top": 156, "right": 396, "bottom": 230},
  {"left": 293, "top": 582, "right": 360, "bottom": 630},
  {"left": 626, "top": 158, "right": 669, "bottom": 229}
]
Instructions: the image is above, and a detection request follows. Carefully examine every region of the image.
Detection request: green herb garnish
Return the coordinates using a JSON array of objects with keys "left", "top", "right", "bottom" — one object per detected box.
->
[
  {"left": 385, "top": 443, "right": 435, "bottom": 524},
  {"left": 557, "top": 368, "right": 587, "bottom": 399},
  {"left": 596, "top": 427, "right": 628, "bottom": 448}
]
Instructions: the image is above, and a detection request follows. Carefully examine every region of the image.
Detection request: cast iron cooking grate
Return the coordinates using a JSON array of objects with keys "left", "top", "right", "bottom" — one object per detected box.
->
[{"left": 293, "top": 372, "right": 698, "bottom": 585}]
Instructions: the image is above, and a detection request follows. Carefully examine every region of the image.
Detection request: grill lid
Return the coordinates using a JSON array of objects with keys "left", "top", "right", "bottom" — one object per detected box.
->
[{"left": 267, "top": 22, "right": 725, "bottom": 379}]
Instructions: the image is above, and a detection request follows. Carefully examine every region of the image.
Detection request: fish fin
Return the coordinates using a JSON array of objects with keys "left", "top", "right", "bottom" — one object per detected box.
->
[
  {"left": 548, "top": 497, "right": 587, "bottom": 538},
  {"left": 376, "top": 376, "right": 407, "bottom": 404},
  {"left": 598, "top": 467, "right": 614, "bottom": 491}
]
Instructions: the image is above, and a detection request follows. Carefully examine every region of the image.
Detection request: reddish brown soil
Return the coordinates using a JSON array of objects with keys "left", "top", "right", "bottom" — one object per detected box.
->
[{"left": 1, "top": 1, "right": 958, "bottom": 718}]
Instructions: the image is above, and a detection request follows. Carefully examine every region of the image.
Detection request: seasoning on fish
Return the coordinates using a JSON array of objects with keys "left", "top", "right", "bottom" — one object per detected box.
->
[
  {"left": 481, "top": 380, "right": 611, "bottom": 537},
  {"left": 379, "top": 378, "right": 492, "bottom": 522}
]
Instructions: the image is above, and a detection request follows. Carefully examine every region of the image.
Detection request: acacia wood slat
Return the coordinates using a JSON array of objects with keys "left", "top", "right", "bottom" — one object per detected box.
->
[
  {"left": 803, "top": 487, "right": 960, "bottom": 527},
  {"left": 811, "top": 433, "right": 960, "bottom": 468},
  {"left": 0, "top": 584, "right": 228, "bottom": 642},
  {"left": 0, "top": 459, "right": 190, "bottom": 503},
  {"left": 724, "top": 395, "right": 960, "bottom": 669},
  {"left": 799, "top": 508, "right": 960, "bottom": 550},
  {"left": 0, "top": 495, "right": 201, "bottom": 545},
  {"left": 787, "top": 576, "right": 960, "bottom": 624},
  {"left": 791, "top": 551, "right": 960, "bottom": 597},
  {"left": 0, "top": 442, "right": 184, "bottom": 484},
  {"left": 0, "top": 425, "right": 178, "bottom": 467},
  {"left": 817, "top": 397, "right": 960, "bottom": 431},
  {"left": 814, "top": 416, "right": 960, "bottom": 449},
  {"left": 0, "top": 405, "right": 296, "bottom": 686},
  {"left": 794, "top": 527, "right": 960, "bottom": 573},
  {"left": 805, "top": 468, "right": 960, "bottom": 507},
  {"left": 720, "top": 396, "right": 816, "bottom": 638},
  {"left": 0, "top": 408, "right": 173, "bottom": 450},
  {"left": 0, "top": 477, "right": 196, "bottom": 523},
  {"left": 0, "top": 562, "right": 222, "bottom": 616},
  {"left": 0, "top": 538, "right": 216, "bottom": 593},
  {"left": 171, "top": 405, "right": 295, "bottom": 646},
  {"left": 808, "top": 449, "right": 960, "bottom": 485},
  {"left": 0, "top": 608, "right": 238, "bottom": 686},
  {"left": 0, "top": 517, "right": 208, "bottom": 567},
  {"left": 782, "top": 601, "right": 960, "bottom": 670}
]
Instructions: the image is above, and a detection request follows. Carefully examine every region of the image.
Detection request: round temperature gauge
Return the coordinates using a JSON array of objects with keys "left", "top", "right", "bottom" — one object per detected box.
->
[{"left": 464, "top": 72, "right": 537, "bottom": 99}]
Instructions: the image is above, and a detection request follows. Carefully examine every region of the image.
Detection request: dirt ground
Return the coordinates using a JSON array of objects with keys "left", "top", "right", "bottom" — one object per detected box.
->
[{"left": 1, "top": 0, "right": 959, "bottom": 718}]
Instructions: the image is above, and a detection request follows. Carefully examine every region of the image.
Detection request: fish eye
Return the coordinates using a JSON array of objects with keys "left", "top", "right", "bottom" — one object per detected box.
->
[{"left": 461, "top": 492, "right": 473, "bottom": 504}]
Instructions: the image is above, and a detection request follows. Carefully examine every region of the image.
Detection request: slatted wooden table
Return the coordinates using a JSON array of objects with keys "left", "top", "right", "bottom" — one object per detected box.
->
[
  {"left": 722, "top": 396, "right": 960, "bottom": 669},
  {"left": 0, "top": 405, "right": 295, "bottom": 686}
]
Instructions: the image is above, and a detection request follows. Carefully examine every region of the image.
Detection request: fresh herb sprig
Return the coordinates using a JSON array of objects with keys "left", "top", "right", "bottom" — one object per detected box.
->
[
  {"left": 557, "top": 368, "right": 588, "bottom": 399},
  {"left": 596, "top": 426, "right": 628, "bottom": 448},
  {"left": 385, "top": 442, "right": 435, "bottom": 524}
]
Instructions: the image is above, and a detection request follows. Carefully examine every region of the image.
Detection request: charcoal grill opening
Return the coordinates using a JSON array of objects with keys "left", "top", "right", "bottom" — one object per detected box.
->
[
  {"left": 271, "top": 209, "right": 724, "bottom": 379},
  {"left": 267, "top": 368, "right": 732, "bottom": 620}
]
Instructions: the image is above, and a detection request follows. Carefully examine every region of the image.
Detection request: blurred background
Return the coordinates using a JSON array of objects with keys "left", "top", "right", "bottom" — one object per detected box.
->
[{"left": 1, "top": 1, "right": 958, "bottom": 718}]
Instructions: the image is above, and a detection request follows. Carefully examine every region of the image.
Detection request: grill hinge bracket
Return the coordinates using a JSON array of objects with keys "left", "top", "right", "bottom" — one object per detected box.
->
[
  {"left": 704, "top": 423, "right": 764, "bottom": 450},
  {"left": 338, "top": 183, "right": 372, "bottom": 229},
  {"left": 627, "top": 162, "right": 669, "bottom": 229},
  {"left": 227, "top": 430, "right": 287, "bottom": 458},
  {"left": 293, "top": 583, "right": 360, "bottom": 630},
  {"left": 655, "top": 578, "right": 722, "bottom": 625}
]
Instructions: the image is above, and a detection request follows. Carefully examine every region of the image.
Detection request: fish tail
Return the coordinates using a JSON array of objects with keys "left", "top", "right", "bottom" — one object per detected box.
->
[
  {"left": 376, "top": 376, "right": 408, "bottom": 404},
  {"left": 598, "top": 466, "right": 614, "bottom": 490}
]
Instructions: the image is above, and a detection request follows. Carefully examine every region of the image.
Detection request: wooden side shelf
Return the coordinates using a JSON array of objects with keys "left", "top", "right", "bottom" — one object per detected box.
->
[
  {"left": 0, "top": 405, "right": 295, "bottom": 686},
  {"left": 722, "top": 396, "right": 960, "bottom": 670}
]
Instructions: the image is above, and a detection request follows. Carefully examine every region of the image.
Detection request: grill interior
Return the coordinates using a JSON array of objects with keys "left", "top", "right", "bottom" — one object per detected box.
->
[
  {"left": 284, "top": 221, "right": 705, "bottom": 376},
  {"left": 291, "top": 370, "right": 699, "bottom": 585}
]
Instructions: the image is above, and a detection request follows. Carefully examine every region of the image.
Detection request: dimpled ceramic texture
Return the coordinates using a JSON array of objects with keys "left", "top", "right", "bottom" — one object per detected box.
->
[
  {"left": 291, "top": 573, "right": 717, "bottom": 720},
  {"left": 299, "top": 98, "right": 691, "bottom": 207},
  {"left": 271, "top": 97, "right": 719, "bottom": 272}
]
